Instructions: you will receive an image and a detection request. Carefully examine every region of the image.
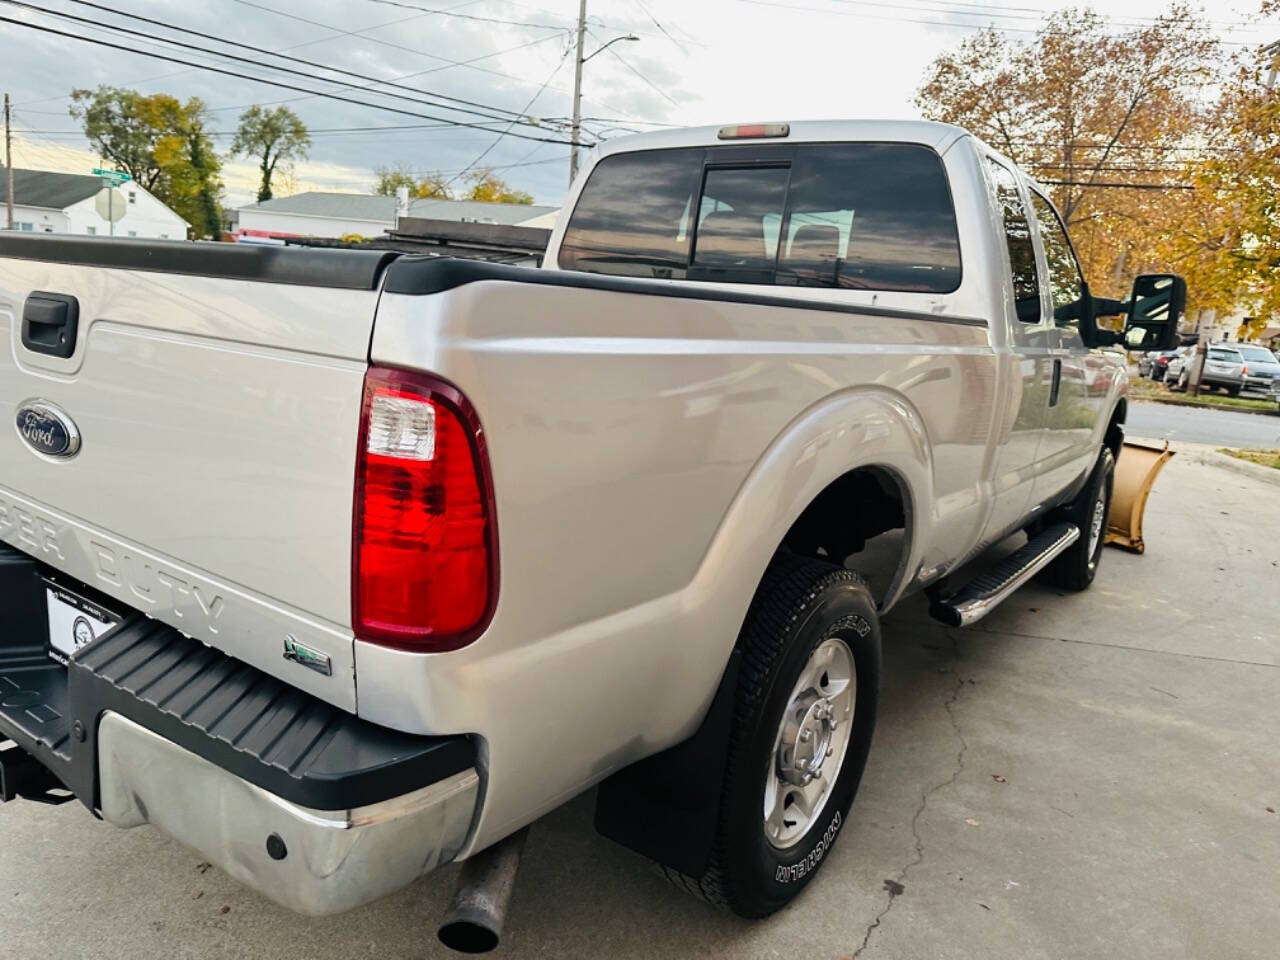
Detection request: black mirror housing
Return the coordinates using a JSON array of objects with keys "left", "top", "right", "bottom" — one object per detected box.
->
[{"left": 1124, "top": 274, "right": 1186, "bottom": 351}]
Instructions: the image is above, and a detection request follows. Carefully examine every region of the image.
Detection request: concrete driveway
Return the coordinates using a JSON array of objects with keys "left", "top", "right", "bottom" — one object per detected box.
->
[{"left": 3, "top": 454, "right": 1278, "bottom": 960}]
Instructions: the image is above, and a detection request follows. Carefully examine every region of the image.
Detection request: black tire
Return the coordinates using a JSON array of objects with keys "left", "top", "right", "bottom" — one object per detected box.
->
[
  {"left": 1227, "top": 386, "right": 1241, "bottom": 397},
  {"left": 1041, "top": 447, "right": 1115, "bottom": 591},
  {"left": 673, "top": 554, "right": 881, "bottom": 918}
]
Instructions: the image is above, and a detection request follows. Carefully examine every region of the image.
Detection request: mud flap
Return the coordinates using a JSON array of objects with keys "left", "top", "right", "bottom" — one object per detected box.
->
[
  {"left": 1106, "top": 439, "right": 1175, "bottom": 554},
  {"left": 594, "top": 651, "right": 740, "bottom": 879}
]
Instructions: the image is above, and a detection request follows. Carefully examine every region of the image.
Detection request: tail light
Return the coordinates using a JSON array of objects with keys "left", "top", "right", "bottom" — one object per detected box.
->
[
  {"left": 1242, "top": 364, "right": 1249, "bottom": 376},
  {"left": 353, "top": 366, "right": 497, "bottom": 652}
]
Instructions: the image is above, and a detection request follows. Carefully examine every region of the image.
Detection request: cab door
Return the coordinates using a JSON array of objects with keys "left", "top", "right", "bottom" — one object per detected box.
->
[
  {"left": 1028, "top": 190, "right": 1107, "bottom": 504},
  {"left": 978, "top": 157, "right": 1055, "bottom": 544}
]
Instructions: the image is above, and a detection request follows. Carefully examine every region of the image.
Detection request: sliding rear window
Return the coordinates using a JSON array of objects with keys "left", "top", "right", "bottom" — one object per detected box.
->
[{"left": 558, "top": 142, "right": 962, "bottom": 293}]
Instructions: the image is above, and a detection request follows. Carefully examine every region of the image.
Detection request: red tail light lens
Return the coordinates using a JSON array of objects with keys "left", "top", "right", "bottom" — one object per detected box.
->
[{"left": 353, "top": 366, "right": 497, "bottom": 652}]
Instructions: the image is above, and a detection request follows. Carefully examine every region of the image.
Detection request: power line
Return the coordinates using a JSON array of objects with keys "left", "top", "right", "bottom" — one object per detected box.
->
[
  {"left": 11, "top": 0, "right": 555, "bottom": 131},
  {"left": 0, "top": 14, "right": 590, "bottom": 146},
  {"left": 586, "top": 28, "right": 678, "bottom": 106},
  {"left": 1037, "top": 179, "right": 1194, "bottom": 190},
  {"left": 731, "top": 0, "right": 1257, "bottom": 44},
  {"left": 12, "top": 0, "right": 490, "bottom": 106},
  {"left": 630, "top": 0, "right": 688, "bottom": 54},
  {"left": 204, "top": 33, "right": 567, "bottom": 117},
  {"left": 230, "top": 0, "right": 654, "bottom": 123},
  {"left": 356, "top": 0, "right": 569, "bottom": 31},
  {"left": 824, "top": 0, "right": 1256, "bottom": 33},
  {"left": 445, "top": 47, "right": 572, "bottom": 189}
]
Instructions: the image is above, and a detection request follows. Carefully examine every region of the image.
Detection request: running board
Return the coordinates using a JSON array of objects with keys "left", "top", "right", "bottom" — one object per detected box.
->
[{"left": 929, "top": 522, "right": 1080, "bottom": 627}]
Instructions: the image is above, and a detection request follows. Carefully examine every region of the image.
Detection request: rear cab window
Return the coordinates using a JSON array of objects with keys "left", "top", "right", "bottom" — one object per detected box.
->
[{"left": 558, "top": 142, "right": 962, "bottom": 294}]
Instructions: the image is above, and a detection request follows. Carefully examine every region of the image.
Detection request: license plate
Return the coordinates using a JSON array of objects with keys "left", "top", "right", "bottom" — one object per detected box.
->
[{"left": 45, "top": 583, "right": 120, "bottom": 664}]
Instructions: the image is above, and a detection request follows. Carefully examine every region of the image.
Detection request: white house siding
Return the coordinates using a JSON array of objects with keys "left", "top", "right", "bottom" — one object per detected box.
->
[
  {"left": 64, "top": 188, "right": 188, "bottom": 239},
  {"left": 8, "top": 205, "right": 69, "bottom": 234},
  {"left": 236, "top": 208, "right": 392, "bottom": 238}
]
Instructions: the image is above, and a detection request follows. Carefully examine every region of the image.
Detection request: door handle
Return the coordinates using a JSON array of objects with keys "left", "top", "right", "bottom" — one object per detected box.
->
[
  {"left": 1049, "top": 359, "right": 1062, "bottom": 407},
  {"left": 21, "top": 292, "right": 80, "bottom": 359}
]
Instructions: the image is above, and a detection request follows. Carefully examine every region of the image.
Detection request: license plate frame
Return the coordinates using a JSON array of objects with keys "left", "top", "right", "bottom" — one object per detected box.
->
[{"left": 43, "top": 580, "right": 122, "bottom": 665}]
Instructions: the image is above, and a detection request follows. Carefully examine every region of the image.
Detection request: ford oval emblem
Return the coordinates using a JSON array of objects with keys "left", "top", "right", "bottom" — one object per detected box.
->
[{"left": 15, "top": 399, "right": 81, "bottom": 459}]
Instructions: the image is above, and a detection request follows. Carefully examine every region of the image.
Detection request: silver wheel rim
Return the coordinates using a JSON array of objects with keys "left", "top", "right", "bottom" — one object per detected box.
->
[
  {"left": 764, "top": 637, "right": 856, "bottom": 850},
  {"left": 1088, "top": 483, "right": 1107, "bottom": 559}
]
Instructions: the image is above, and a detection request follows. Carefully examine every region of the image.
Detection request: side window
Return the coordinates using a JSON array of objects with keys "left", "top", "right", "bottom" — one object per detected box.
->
[
  {"left": 1030, "top": 192, "right": 1086, "bottom": 326},
  {"left": 688, "top": 166, "right": 790, "bottom": 284},
  {"left": 778, "top": 143, "right": 961, "bottom": 292},
  {"left": 986, "top": 159, "right": 1041, "bottom": 323},
  {"left": 558, "top": 148, "right": 703, "bottom": 279}
]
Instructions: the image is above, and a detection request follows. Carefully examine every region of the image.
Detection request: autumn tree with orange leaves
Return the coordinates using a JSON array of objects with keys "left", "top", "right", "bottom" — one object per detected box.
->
[{"left": 915, "top": 5, "right": 1221, "bottom": 301}]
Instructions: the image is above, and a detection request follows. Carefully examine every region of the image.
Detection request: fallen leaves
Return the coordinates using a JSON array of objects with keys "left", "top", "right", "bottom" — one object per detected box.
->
[{"left": 992, "top": 774, "right": 1007, "bottom": 783}]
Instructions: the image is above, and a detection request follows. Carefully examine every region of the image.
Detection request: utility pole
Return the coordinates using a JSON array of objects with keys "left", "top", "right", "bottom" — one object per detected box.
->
[
  {"left": 4, "top": 93, "right": 13, "bottom": 231},
  {"left": 569, "top": 0, "right": 588, "bottom": 187}
]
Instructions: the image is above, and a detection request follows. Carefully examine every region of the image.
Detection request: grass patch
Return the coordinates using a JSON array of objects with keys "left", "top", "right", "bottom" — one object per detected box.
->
[
  {"left": 1219, "top": 448, "right": 1280, "bottom": 470},
  {"left": 1127, "top": 375, "right": 1276, "bottom": 414}
]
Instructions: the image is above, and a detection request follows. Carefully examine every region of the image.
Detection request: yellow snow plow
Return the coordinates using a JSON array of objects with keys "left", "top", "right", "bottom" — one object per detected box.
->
[{"left": 1106, "top": 439, "right": 1175, "bottom": 554}]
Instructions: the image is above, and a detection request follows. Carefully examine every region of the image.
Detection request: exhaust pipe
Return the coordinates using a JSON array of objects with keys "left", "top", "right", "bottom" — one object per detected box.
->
[{"left": 438, "top": 827, "right": 529, "bottom": 953}]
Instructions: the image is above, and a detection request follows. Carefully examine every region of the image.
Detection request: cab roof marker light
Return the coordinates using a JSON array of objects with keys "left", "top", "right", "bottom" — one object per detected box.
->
[{"left": 717, "top": 123, "right": 790, "bottom": 140}]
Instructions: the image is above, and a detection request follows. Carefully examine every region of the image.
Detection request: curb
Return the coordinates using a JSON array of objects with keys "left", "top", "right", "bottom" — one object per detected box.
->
[
  {"left": 1166, "top": 443, "right": 1280, "bottom": 488},
  {"left": 1129, "top": 396, "right": 1279, "bottom": 419}
]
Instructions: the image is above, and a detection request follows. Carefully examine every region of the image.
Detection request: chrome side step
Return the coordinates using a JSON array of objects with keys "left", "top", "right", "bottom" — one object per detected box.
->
[{"left": 929, "top": 522, "right": 1080, "bottom": 627}]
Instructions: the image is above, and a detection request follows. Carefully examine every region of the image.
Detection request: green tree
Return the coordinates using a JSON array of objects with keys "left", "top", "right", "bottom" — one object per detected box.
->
[
  {"left": 373, "top": 164, "right": 453, "bottom": 199},
  {"left": 70, "top": 86, "right": 223, "bottom": 239},
  {"left": 373, "top": 163, "right": 417, "bottom": 196},
  {"left": 231, "top": 105, "right": 309, "bottom": 203},
  {"left": 69, "top": 86, "right": 165, "bottom": 190},
  {"left": 463, "top": 167, "right": 533, "bottom": 205}
]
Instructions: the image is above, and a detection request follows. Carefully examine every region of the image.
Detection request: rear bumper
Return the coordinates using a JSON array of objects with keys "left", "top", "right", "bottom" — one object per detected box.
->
[
  {"left": 97, "top": 712, "right": 478, "bottom": 914},
  {"left": 0, "top": 544, "right": 480, "bottom": 914}
]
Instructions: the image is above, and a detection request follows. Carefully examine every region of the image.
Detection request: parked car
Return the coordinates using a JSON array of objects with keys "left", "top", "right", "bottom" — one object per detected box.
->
[
  {"left": 0, "top": 120, "right": 1183, "bottom": 939},
  {"left": 1232, "top": 343, "right": 1280, "bottom": 393},
  {"left": 1170, "top": 345, "right": 1246, "bottom": 394},
  {"left": 1139, "top": 348, "right": 1180, "bottom": 381},
  {"left": 1163, "top": 346, "right": 1195, "bottom": 386}
]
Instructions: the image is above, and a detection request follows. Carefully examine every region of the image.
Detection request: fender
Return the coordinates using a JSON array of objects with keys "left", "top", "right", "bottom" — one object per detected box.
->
[
  {"left": 656, "top": 384, "right": 931, "bottom": 750},
  {"left": 594, "top": 386, "right": 931, "bottom": 871},
  {"left": 682, "top": 383, "right": 932, "bottom": 656}
]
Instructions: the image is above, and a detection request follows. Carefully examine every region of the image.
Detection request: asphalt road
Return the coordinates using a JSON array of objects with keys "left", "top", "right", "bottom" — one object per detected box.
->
[
  {"left": 1127, "top": 399, "right": 1280, "bottom": 447},
  {"left": 3, "top": 455, "right": 1279, "bottom": 960}
]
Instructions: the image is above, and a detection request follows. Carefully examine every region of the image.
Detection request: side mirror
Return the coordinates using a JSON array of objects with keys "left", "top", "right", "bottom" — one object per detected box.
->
[{"left": 1123, "top": 274, "right": 1185, "bottom": 351}]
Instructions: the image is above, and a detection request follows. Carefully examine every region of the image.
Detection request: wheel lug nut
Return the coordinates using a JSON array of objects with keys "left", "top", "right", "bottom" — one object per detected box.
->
[{"left": 800, "top": 730, "right": 811, "bottom": 742}]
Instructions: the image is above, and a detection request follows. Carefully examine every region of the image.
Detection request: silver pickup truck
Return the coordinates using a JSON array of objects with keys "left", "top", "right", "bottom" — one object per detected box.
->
[{"left": 0, "top": 120, "right": 1182, "bottom": 948}]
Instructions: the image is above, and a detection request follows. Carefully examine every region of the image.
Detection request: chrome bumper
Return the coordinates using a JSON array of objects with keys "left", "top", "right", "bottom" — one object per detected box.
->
[{"left": 96, "top": 711, "right": 479, "bottom": 915}]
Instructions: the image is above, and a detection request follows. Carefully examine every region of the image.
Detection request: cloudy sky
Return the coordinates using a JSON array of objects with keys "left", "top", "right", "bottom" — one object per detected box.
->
[{"left": 4, "top": 0, "right": 1276, "bottom": 208}]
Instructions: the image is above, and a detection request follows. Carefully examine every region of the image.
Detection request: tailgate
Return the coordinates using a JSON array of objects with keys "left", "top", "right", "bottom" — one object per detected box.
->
[{"left": 0, "top": 238, "right": 393, "bottom": 711}]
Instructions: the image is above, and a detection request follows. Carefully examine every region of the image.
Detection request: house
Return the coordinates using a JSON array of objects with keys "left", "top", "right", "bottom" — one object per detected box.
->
[
  {"left": 235, "top": 192, "right": 559, "bottom": 241},
  {"left": 1, "top": 168, "right": 188, "bottom": 239}
]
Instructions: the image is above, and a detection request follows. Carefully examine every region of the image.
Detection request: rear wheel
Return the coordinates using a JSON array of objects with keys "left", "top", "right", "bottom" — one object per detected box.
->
[
  {"left": 1227, "top": 386, "right": 1242, "bottom": 397},
  {"left": 1041, "top": 446, "right": 1115, "bottom": 591},
  {"left": 671, "top": 554, "right": 881, "bottom": 918}
]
